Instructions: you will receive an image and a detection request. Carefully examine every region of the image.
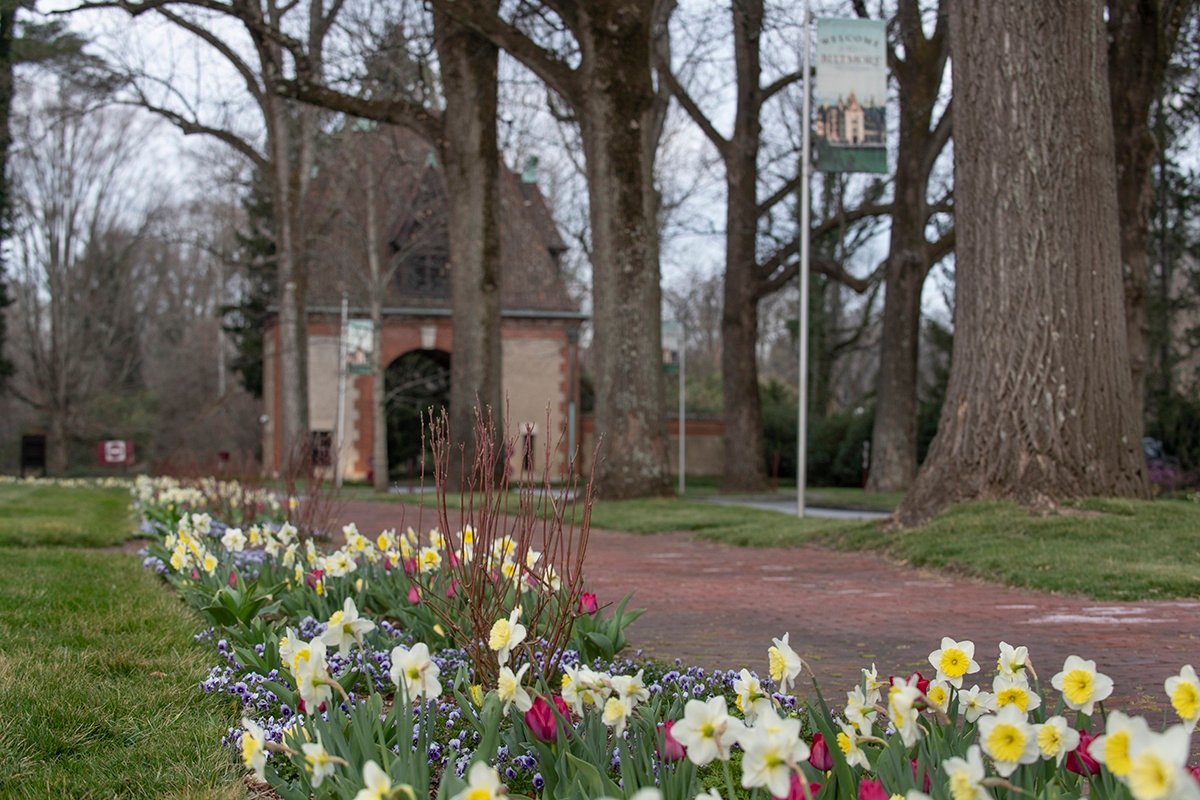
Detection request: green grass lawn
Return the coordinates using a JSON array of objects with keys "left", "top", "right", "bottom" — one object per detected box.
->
[
  {"left": 0, "top": 483, "right": 133, "bottom": 547},
  {"left": 0, "top": 485, "right": 241, "bottom": 799}
]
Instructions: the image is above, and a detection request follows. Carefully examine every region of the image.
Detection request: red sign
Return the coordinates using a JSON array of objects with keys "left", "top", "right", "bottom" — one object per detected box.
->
[{"left": 97, "top": 440, "right": 135, "bottom": 466}]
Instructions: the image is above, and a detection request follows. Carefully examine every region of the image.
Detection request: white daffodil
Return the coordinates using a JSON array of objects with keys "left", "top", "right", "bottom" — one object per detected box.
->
[
  {"left": 888, "top": 678, "right": 924, "bottom": 748},
  {"left": 1091, "top": 710, "right": 1153, "bottom": 779},
  {"left": 1035, "top": 715, "right": 1080, "bottom": 766},
  {"left": 695, "top": 791, "right": 723, "bottom": 800},
  {"left": 354, "top": 760, "right": 410, "bottom": 800},
  {"left": 737, "top": 706, "right": 810, "bottom": 798},
  {"left": 943, "top": 745, "right": 990, "bottom": 800},
  {"left": 609, "top": 669, "right": 651, "bottom": 708},
  {"left": 497, "top": 663, "right": 533, "bottom": 714},
  {"left": 1125, "top": 724, "right": 1200, "bottom": 800},
  {"left": 320, "top": 597, "right": 377, "bottom": 656},
  {"left": 926, "top": 680, "right": 952, "bottom": 714},
  {"left": 488, "top": 607, "right": 526, "bottom": 666},
  {"left": 768, "top": 633, "right": 803, "bottom": 694},
  {"left": 845, "top": 685, "right": 878, "bottom": 733},
  {"left": 670, "top": 696, "right": 746, "bottom": 766},
  {"left": 835, "top": 720, "right": 871, "bottom": 769},
  {"left": 202, "top": 551, "right": 218, "bottom": 575},
  {"left": 602, "top": 695, "right": 632, "bottom": 737},
  {"left": 390, "top": 642, "right": 442, "bottom": 701},
  {"left": 929, "top": 637, "right": 980, "bottom": 688},
  {"left": 418, "top": 546, "right": 442, "bottom": 573},
  {"left": 451, "top": 762, "right": 506, "bottom": 800},
  {"left": 997, "top": 642, "right": 1030, "bottom": 678},
  {"left": 978, "top": 704, "right": 1040, "bottom": 777},
  {"left": 222, "top": 527, "right": 246, "bottom": 552},
  {"left": 1165, "top": 664, "right": 1200, "bottom": 731},
  {"left": 734, "top": 669, "right": 773, "bottom": 724},
  {"left": 862, "top": 663, "right": 885, "bottom": 703},
  {"left": 561, "top": 664, "right": 611, "bottom": 715},
  {"left": 959, "top": 685, "right": 993, "bottom": 723},
  {"left": 991, "top": 674, "right": 1042, "bottom": 714},
  {"left": 301, "top": 735, "right": 339, "bottom": 787},
  {"left": 240, "top": 717, "right": 267, "bottom": 779},
  {"left": 1051, "top": 655, "right": 1114, "bottom": 715}
]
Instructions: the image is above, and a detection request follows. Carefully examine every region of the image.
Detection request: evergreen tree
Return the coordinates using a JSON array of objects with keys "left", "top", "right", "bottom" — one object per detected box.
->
[{"left": 222, "top": 173, "right": 276, "bottom": 399}]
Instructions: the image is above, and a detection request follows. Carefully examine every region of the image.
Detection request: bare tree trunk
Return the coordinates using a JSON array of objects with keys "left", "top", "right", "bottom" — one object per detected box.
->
[
  {"left": 1107, "top": 0, "right": 1194, "bottom": 435},
  {"left": 865, "top": 0, "right": 951, "bottom": 493},
  {"left": 434, "top": 5, "right": 503, "bottom": 479},
  {"left": 578, "top": 4, "right": 671, "bottom": 499},
  {"left": 364, "top": 169, "right": 388, "bottom": 492},
  {"left": 896, "top": 0, "right": 1147, "bottom": 525}
]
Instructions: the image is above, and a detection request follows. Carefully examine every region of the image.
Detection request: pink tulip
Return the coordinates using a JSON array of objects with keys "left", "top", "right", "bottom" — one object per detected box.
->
[
  {"left": 782, "top": 772, "right": 820, "bottom": 800},
  {"left": 809, "top": 732, "right": 832, "bottom": 771},
  {"left": 407, "top": 585, "right": 421, "bottom": 604},
  {"left": 578, "top": 592, "right": 599, "bottom": 615},
  {"left": 656, "top": 720, "right": 686, "bottom": 762},
  {"left": 525, "top": 695, "right": 569, "bottom": 742},
  {"left": 1066, "top": 730, "right": 1100, "bottom": 776},
  {"left": 858, "top": 778, "right": 887, "bottom": 800}
]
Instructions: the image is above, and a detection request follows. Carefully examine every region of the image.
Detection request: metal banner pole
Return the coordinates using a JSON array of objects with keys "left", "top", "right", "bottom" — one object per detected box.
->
[
  {"left": 797, "top": 0, "right": 812, "bottom": 518},
  {"left": 679, "top": 318, "right": 686, "bottom": 496},
  {"left": 335, "top": 291, "right": 349, "bottom": 488}
]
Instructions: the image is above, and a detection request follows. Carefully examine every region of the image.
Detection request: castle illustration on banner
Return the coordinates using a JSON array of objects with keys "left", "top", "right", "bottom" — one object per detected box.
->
[{"left": 814, "top": 92, "right": 886, "bottom": 148}]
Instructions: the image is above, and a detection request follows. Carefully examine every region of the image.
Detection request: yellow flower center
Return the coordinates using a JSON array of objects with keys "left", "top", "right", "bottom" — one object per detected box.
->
[
  {"left": 327, "top": 610, "right": 344, "bottom": 628},
  {"left": 305, "top": 750, "right": 331, "bottom": 769},
  {"left": 996, "top": 687, "right": 1029, "bottom": 712},
  {"left": 1129, "top": 753, "right": 1173, "bottom": 800},
  {"left": 928, "top": 685, "right": 948, "bottom": 708},
  {"left": 1036, "top": 724, "right": 1062, "bottom": 756},
  {"left": 489, "top": 619, "right": 510, "bottom": 651},
  {"left": 768, "top": 647, "right": 785, "bottom": 682},
  {"left": 949, "top": 772, "right": 975, "bottom": 800},
  {"left": 837, "top": 732, "right": 852, "bottom": 755},
  {"left": 407, "top": 666, "right": 420, "bottom": 681},
  {"left": 1062, "top": 669, "right": 1094, "bottom": 705},
  {"left": 1170, "top": 681, "right": 1199, "bottom": 721},
  {"left": 940, "top": 648, "right": 969, "bottom": 678},
  {"left": 1104, "top": 730, "right": 1132, "bottom": 776},
  {"left": 464, "top": 790, "right": 492, "bottom": 800},
  {"left": 986, "top": 722, "right": 1026, "bottom": 763},
  {"left": 700, "top": 722, "right": 716, "bottom": 739},
  {"left": 241, "top": 734, "right": 260, "bottom": 767}
]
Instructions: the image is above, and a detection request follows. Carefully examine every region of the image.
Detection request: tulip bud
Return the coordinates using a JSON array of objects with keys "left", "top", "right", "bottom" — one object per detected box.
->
[
  {"left": 858, "top": 778, "right": 888, "bottom": 800},
  {"left": 656, "top": 720, "right": 686, "bottom": 762},
  {"left": 1066, "top": 729, "right": 1100, "bottom": 776},
  {"left": 809, "top": 732, "right": 833, "bottom": 771},
  {"left": 578, "top": 592, "right": 599, "bottom": 615}
]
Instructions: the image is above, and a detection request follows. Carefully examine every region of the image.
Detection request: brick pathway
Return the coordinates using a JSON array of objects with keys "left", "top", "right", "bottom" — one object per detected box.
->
[{"left": 333, "top": 499, "right": 1199, "bottom": 716}]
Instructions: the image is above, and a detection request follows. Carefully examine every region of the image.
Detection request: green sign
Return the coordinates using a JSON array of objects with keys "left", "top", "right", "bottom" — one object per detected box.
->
[{"left": 814, "top": 18, "right": 888, "bottom": 174}]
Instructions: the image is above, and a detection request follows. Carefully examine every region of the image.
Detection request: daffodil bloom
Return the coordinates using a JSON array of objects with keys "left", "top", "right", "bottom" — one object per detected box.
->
[
  {"left": 390, "top": 642, "right": 442, "bottom": 701},
  {"left": 1125, "top": 724, "right": 1198, "bottom": 800},
  {"left": 1165, "top": 665, "right": 1199, "bottom": 731},
  {"left": 926, "top": 680, "right": 952, "bottom": 713},
  {"left": 488, "top": 607, "right": 526, "bottom": 666},
  {"left": 320, "top": 597, "right": 376, "bottom": 656},
  {"left": 240, "top": 717, "right": 267, "bottom": 779},
  {"left": 768, "top": 633, "right": 803, "bottom": 694},
  {"left": 888, "top": 679, "right": 924, "bottom": 748},
  {"left": 978, "top": 704, "right": 1040, "bottom": 777},
  {"left": 737, "top": 707, "right": 810, "bottom": 798},
  {"left": 221, "top": 527, "right": 246, "bottom": 552},
  {"left": 928, "top": 637, "right": 980, "bottom": 688},
  {"left": 836, "top": 720, "right": 870, "bottom": 769},
  {"left": 561, "top": 664, "right": 611, "bottom": 715},
  {"left": 958, "top": 685, "right": 992, "bottom": 723},
  {"left": 862, "top": 663, "right": 885, "bottom": 703},
  {"left": 1035, "top": 715, "right": 1080, "bottom": 766},
  {"left": 670, "top": 696, "right": 746, "bottom": 765},
  {"left": 1051, "top": 655, "right": 1114, "bottom": 715},
  {"left": 418, "top": 546, "right": 442, "bottom": 573},
  {"left": 301, "top": 735, "right": 338, "bottom": 787},
  {"left": 354, "top": 760, "right": 413, "bottom": 800},
  {"left": 377, "top": 530, "right": 395, "bottom": 551},
  {"left": 997, "top": 642, "right": 1030, "bottom": 678},
  {"left": 610, "top": 669, "right": 650, "bottom": 707},
  {"left": 1091, "top": 710, "right": 1152, "bottom": 778},
  {"left": 990, "top": 674, "right": 1042, "bottom": 714},
  {"left": 844, "top": 685, "right": 878, "bottom": 733},
  {"left": 450, "top": 762, "right": 506, "bottom": 800},
  {"left": 497, "top": 664, "right": 533, "bottom": 714},
  {"left": 735, "top": 669, "right": 773, "bottom": 724},
  {"left": 943, "top": 745, "right": 990, "bottom": 800},
  {"left": 602, "top": 695, "right": 632, "bottom": 736}
]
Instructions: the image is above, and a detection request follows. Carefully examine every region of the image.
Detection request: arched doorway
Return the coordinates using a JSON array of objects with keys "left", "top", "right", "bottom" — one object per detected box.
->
[{"left": 384, "top": 349, "right": 451, "bottom": 479}]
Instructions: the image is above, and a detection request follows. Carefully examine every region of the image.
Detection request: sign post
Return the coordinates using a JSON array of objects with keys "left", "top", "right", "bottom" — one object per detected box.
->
[{"left": 662, "top": 319, "right": 685, "bottom": 495}]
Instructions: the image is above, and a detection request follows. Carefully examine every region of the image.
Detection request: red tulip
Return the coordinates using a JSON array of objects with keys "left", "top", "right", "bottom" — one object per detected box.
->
[
  {"left": 889, "top": 672, "right": 929, "bottom": 694},
  {"left": 402, "top": 557, "right": 417, "bottom": 576},
  {"left": 782, "top": 772, "right": 821, "bottom": 800},
  {"left": 657, "top": 720, "right": 686, "bottom": 762},
  {"left": 809, "top": 732, "right": 833, "bottom": 771},
  {"left": 407, "top": 585, "right": 421, "bottom": 604},
  {"left": 1066, "top": 729, "right": 1100, "bottom": 776},
  {"left": 911, "top": 759, "right": 931, "bottom": 792},
  {"left": 305, "top": 569, "right": 324, "bottom": 588},
  {"left": 227, "top": 570, "right": 238, "bottom": 588},
  {"left": 579, "top": 592, "right": 599, "bottom": 615},
  {"left": 858, "top": 778, "right": 887, "bottom": 800},
  {"left": 525, "top": 695, "right": 568, "bottom": 742}
]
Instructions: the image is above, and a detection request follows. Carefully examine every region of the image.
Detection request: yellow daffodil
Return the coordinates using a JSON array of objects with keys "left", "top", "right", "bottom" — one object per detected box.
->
[
  {"left": 978, "top": 704, "right": 1039, "bottom": 777},
  {"left": 1125, "top": 724, "right": 1196, "bottom": 800},
  {"left": 944, "top": 745, "right": 990, "bottom": 800},
  {"left": 1091, "top": 710, "right": 1152, "bottom": 778},
  {"left": 1165, "top": 665, "right": 1199, "bottom": 731},
  {"left": 767, "top": 633, "right": 802, "bottom": 693},
  {"left": 497, "top": 663, "right": 533, "bottom": 714},
  {"left": 991, "top": 674, "right": 1042, "bottom": 714},
  {"left": 1051, "top": 655, "right": 1114, "bottom": 715},
  {"left": 1035, "top": 715, "right": 1080, "bottom": 766},
  {"left": 737, "top": 706, "right": 810, "bottom": 798},
  {"left": 450, "top": 762, "right": 506, "bottom": 800},
  {"left": 488, "top": 607, "right": 526, "bottom": 666},
  {"left": 320, "top": 597, "right": 376, "bottom": 657},
  {"left": 240, "top": 717, "right": 267, "bottom": 779},
  {"left": 928, "top": 637, "right": 980, "bottom": 688},
  {"left": 301, "top": 735, "right": 338, "bottom": 787}
]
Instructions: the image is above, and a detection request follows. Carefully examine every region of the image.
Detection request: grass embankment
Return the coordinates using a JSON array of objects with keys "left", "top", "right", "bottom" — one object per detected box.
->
[{"left": 0, "top": 484, "right": 240, "bottom": 799}]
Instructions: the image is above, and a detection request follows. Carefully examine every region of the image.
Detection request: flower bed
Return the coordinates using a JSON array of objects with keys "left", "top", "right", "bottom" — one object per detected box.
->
[{"left": 129, "top": 476, "right": 1200, "bottom": 800}]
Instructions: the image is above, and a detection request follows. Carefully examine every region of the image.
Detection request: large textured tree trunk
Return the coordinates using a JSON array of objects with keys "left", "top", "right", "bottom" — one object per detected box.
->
[
  {"left": 434, "top": 6, "right": 503, "bottom": 478},
  {"left": 865, "top": 1, "right": 950, "bottom": 493},
  {"left": 578, "top": 4, "right": 671, "bottom": 499},
  {"left": 1107, "top": 0, "right": 1192, "bottom": 434},
  {"left": 896, "top": 0, "right": 1147, "bottom": 525},
  {"left": 719, "top": 0, "right": 768, "bottom": 493}
]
